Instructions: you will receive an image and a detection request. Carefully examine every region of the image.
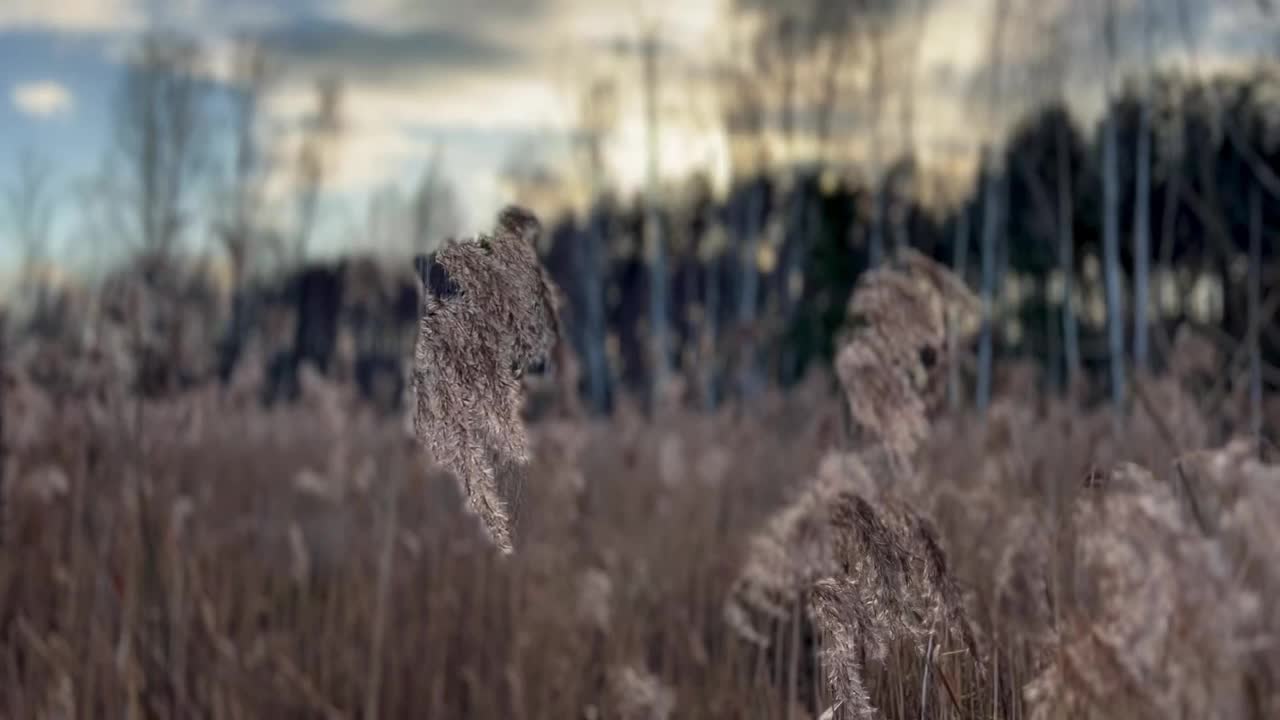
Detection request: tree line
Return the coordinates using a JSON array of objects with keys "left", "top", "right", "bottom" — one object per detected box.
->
[
  {"left": 3, "top": 19, "right": 1278, "bottom": 430},
  {"left": 535, "top": 67, "right": 1280, "bottom": 421}
]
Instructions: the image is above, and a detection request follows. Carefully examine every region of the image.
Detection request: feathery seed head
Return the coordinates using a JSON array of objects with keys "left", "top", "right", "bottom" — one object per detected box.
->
[{"left": 409, "top": 205, "right": 563, "bottom": 553}]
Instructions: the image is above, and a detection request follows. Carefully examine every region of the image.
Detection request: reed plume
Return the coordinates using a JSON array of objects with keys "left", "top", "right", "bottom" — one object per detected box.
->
[
  {"left": 1024, "top": 461, "right": 1261, "bottom": 720},
  {"left": 728, "top": 249, "right": 981, "bottom": 719},
  {"left": 409, "top": 205, "right": 563, "bottom": 553}
]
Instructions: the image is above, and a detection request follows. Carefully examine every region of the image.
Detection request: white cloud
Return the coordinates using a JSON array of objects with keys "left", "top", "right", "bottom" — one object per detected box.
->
[
  {"left": 262, "top": 67, "right": 574, "bottom": 209},
  {"left": 11, "top": 81, "right": 74, "bottom": 117},
  {"left": 331, "top": 0, "right": 729, "bottom": 57},
  {"left": 0, "top": 0, "right": 143, "bottom": 32},
  {"left": 550, "top": 0, "right": 726, "bottom": 52},
  {"left": 331, "top": 128, "right": 434, "bottom": 193},
  {"left": 269, "top": 71, "right": 570, "bottom": 134}
]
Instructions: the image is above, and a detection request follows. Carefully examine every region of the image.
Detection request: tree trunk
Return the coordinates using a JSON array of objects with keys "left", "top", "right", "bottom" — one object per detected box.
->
[
  {"left": 1249, "top": 183, "right": 1263, "bottom": 442},
  {"left": 1155, "top": 164, "right": 1182, "bottom": 358},
  {"left": 1102, "top": 0, "right": 1127, "bottom": 416},
  {"left": 778, "top": 181, "right": 811, "bottom": 383},
  {"left": 582, "top": 212, "right": 610, "bottom": 413},
  {"left": 642, "top": 32, "right": 669, "bottom": 406},
  {"left": 646, "top": 212, "right": 670, "bottom": 404},
  {"left": 737, "top": 179, "right": 766, "bottom": 398},
  {"left": 702, "top": 237, "right": 721, "bottom": 411},
  {"left": 950, "top": 202, "right": 971, "bottom": 411},
  {"left": 867, "top": 28, "right": 886, "bottom": 268},
  {"left": 1102, "top": 107, "right": 1127, "bottom": 413},
  {"left": 1132, "top": 3, "right": 1154, "bottom": 373},
  {"left": 737, "top": 181, "right": 765, "bottom": 328},
  {"left": 1132, "top": 107, "right": 1152, "bottom": 372},
  {"left": 976, "top": 0, "right": 1009, "bottom": 415},
  {"left": 977, "top": 149, "right": 999, "bottom": 414},
  {"left": 1057, "top": 120, "right": 1081, "bottom": 392}
]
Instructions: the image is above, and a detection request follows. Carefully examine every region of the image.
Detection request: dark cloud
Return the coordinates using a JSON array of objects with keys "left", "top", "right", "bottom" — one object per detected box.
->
[
  {"left": 256, "top": 17, "right": 527, "bottom": 82},
  {"left": 731, "top": 0, "right": 930, "bottom": 36},
  {"left": 330, "top": 0, "right": 551, "bottom": 31}
]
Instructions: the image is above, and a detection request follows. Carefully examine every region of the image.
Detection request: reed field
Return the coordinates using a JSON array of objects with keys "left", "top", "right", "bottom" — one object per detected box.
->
[{"left": 2, "top": 218, "right": 1276, "bottom": 720}]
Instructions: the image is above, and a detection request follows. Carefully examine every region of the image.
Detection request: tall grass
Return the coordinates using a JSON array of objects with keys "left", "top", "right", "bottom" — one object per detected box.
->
[{"left": 1, "top": 210, "right": 1277, "bottom": 718}]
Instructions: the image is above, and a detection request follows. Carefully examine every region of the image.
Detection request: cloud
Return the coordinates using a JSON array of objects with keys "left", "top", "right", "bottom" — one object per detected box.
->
[
  {"left": 256, "top": 18, "right": 526, "bottom": 82},
  {"left": 1197, "top": 3, "right": 1277, "bottom": 69},
  {"left": 11, "top": 81, "right": 74, "bottom": 117},
  {"left": 334, "top": 0, "right": 553, "bottom": 34},
  {"left": 0, "top": 0, "right": 143, "bottom": 32},
  {"left": 268, "top": 70, "right": 568, "bottom": 137},
  {"left": 241, "top": 0, "right": 739, "bottom": 230}
]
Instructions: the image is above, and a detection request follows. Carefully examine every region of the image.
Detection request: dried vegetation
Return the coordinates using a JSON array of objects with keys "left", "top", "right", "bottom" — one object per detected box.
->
[{"left": 0, "top": 209, "right": 1277, "bottom": 718}]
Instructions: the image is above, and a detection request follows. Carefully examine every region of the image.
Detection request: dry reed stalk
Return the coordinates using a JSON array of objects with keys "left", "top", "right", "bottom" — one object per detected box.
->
[
  {"left": 835, "top": 250, "right": 981, "bottom": 490},
  {"left": 364, "top": 454, "right": 401, "bottom": 720},
  {"left": 409, "top": 206, "right": 563, "bottom": 553},
  {"left": 727, "top": 249, "right": 982, "bottom": 719}
]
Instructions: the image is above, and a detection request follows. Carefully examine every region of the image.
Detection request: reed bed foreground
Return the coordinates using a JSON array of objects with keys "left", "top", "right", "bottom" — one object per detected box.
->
[{"left": 2, "top": 250, "right": 1278, "bottom": 719}]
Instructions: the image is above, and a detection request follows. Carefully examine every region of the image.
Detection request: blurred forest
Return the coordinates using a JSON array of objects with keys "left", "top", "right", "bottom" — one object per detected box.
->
[{"left": 2, "top": 0, "right": 1278, "bottom": 436}]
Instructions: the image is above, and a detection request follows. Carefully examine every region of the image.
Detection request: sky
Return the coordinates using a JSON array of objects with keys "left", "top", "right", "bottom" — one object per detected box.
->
[{"left": 0, "top": 0, "right": 1274, "bottom": 282}]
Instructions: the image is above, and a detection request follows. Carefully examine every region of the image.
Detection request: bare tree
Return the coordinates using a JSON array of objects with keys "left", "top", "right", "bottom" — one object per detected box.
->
[
  {"left": 718, "top": 61, "right": 766, "bottom": 312},
  {"left": 737, "top": 2, "right": 801, "bottom": 162},
  {"left": 114, "top": 32, "right": 211, "bottom": 263},
  {"left": 1057, "top": 105, "right": 1081, "bottom": 392},
  {"left": 1029, "top": 2, "right": 1085, "bottom": 393},
  {"left": 292, "top": 75, "right": 343, "bottom": 266},
  {"left": 575, "top": 75, "right": 619, "bottom": 412},
  {"left": 764, "top": 11, "right": 802, "bottom": 158},
  {"left": 1248, "top": 183, "right": 1263, "bottom": 441},
  {"left": 577, "top": 76, "right": 618, "bottom": 189},
  {"left": 410, "top": 148, "right": 461, "bottom": 254},
  {"left": 219, "top": 39, "right": 277, "bottom": 274},
  {"left": 720, "top": 12, "right": 775, "bottom": 400},
  {"left": 863, "top": 6, "right": 889, "bottom": 268},
  {"left": 812, "top": 4, "right": 856, "bottom": 162},
  {"left": 215, "top": 38, "right": 278, "bottom": 363},
  {"left": 900, "top": 0, "right": 930, "bottom": 158},
  {"left": 364, "top": 184, "right": 408, "bottom": 254},
  {"left": 1101, "top": 0, "right": 1128, "bottom": 415},
  {"left": 1131, "top": 0, "right": 1155, "bottom": 373},
  {"left": 949, "top": 197, "right": 971, "bottom": 411},
  {"left": 976, "top": 0, "right": 1010, "bottom": 415},
  {"left": 640, "top": 25, "right": 671, "bottom": 405},
  {"left": 733, "top": 0, "right": 873, "bottom": 165},
  {"left": 94, "top": 32, "right": 219, "bottom": 393},
  {"left": 3, "top": 150, "right": 56, "bottom": 308},
  {"left": 887, "top": 0, "right": 931, "bottom": 252}
]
